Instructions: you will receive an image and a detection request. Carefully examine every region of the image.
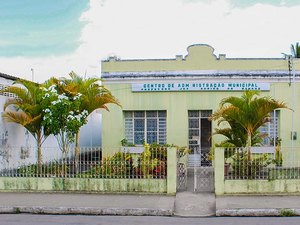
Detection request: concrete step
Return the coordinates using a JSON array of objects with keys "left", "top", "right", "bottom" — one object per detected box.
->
[{"left": 174, "top": 192, "right": 216, "bottom": 217}]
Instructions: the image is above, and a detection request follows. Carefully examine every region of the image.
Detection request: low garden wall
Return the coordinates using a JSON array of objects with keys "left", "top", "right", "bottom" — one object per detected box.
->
[
  {"left": 223, "top": 179, "right": 300, "bottom": 194},
  {"left": 0, "top": 177, "right": 167, "bottom": 193},
  {"left": 215, "top": 148, "right": 300, "bottom": 195},
  {"left": 0, "top": 147, "right": 177, "bottom": 194}
]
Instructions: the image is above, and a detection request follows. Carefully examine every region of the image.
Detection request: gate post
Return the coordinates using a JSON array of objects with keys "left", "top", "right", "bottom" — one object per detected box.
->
[
  {"left": 167, "top": 147, "right": 177, "bottom": 195},
  {"left": 214, "top": 148, "right": 225, "bottom": 195}
]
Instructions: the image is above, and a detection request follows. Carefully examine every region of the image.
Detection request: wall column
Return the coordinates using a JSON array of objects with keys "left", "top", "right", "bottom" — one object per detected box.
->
[
  {"left": 167, "top": 147, "right": 177, "bottom": 195},
  {"left": 214, "top": 147, "right": 225, "bottom": 195}
]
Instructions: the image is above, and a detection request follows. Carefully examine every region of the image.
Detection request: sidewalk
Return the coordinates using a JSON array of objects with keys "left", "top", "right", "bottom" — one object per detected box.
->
[
  {"left": 216, "top": 195, "right": 300, "bottom": 216},
  {"left": 1, "top": 192, "right": 300, "bottom": 217},
  {"left": 0, "top": 192, "right": 175, "bottom": 216}
]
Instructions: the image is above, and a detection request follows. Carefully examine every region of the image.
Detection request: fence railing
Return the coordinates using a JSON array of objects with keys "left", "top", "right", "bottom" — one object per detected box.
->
[
  {"left": 224, "top": 147, "right": 300, "bottom": 180},
  {"left": 0, "top": 146, "right": 168, "bottom": 179}
]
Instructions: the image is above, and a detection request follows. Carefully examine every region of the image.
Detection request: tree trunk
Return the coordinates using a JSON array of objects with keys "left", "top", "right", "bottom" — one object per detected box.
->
[
  {"left": 75, "top": 131, "right": 80, "bottom": 174},
  {"left": 247, "top": 130, "right": 252, "bottom": 161},
  {"left": 37, "top": 131, "right": 43, "bottom": 175}
]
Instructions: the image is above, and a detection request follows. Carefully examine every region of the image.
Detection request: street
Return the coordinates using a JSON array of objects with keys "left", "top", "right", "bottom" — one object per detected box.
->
[{"left": 1, "top": 215, "right": 300, "bottom": 225}]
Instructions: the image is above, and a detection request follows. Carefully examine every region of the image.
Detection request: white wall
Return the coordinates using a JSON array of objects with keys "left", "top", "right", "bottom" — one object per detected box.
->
[
  {"left": 0, "top": 77, "right": 102, "bottom": 169},
  {"left": 80, "top": 110, "right": 102, "bottom": 147}
]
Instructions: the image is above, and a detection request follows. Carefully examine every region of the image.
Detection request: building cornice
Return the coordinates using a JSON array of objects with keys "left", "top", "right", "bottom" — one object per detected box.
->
[{"left": 102, "top": 70, "right": 299, "bottom": 80}]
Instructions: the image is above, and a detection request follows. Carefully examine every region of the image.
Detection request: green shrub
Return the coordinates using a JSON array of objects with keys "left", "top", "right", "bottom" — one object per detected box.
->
[
  {"left": 274, "top": 145, "right": 283, "bottom": 167},
  {"left": 17, "top": 161, "right": 70, "bottom": 177},
  {"left": 83, "top": 148, "right": 167, "bottom": 179},
  {"left": 231, "top": 151, "right": 272, "bottom": 179}
]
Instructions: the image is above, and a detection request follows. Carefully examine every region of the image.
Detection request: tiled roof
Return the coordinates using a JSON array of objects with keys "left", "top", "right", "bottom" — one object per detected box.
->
[{"left": 0, "top": 72, "right": 18, "bottom": 81}]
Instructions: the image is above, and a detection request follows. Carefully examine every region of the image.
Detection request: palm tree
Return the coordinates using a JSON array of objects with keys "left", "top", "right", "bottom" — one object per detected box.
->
[
  {"left": 1, "top": 79, "right": 49, "bottom": 171},
  {"left": 210, "top": 91, "right": 288, "bottom": 158},
  {"left": 291, "top": 42, "right": 300, "bottom": 58},
  {"left": 213, "top": 126, "right": 264, "bottom": 148},
  {"left": 62, "top": 72, "right": 120, "bottom": 161}
]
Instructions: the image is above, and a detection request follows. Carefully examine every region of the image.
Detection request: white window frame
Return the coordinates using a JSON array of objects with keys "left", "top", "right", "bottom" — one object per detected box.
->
[
  {"left": 124, "top": 111, "right": 167, "bottom": 145},
  {"left": 259, "top": 110, "right": 280, "bottom": 146}
]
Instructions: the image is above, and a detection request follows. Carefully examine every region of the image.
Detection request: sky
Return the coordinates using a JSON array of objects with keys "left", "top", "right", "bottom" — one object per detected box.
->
[{"left": 0, "top": 0, "right": 299, "bottom": 82}]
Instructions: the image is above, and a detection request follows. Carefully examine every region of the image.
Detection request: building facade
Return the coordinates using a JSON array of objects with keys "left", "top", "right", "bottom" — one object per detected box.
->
[{"left": 101, "top": 44, "right": 300, "bottom": 165}]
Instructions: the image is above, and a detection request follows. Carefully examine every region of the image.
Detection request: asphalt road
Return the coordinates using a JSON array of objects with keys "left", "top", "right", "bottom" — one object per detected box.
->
[{"left": 1, "top": 215, "right": 300, "bottom": 225}]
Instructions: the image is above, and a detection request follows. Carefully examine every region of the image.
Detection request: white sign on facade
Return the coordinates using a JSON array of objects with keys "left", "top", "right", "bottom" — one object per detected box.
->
[{"left": 132, "top": 82, "right": 270, "bottom": 92}]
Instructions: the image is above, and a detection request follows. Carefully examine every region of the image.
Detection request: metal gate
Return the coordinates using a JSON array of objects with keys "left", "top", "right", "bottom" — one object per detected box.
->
[
  {"left": 177, "top": 110, "right": 215, "bottom": 192},
  {"left": 177, "top": 151, "right": 188, "bottom": 191},
  {"left": 187, "top": 110, "right": 214, "bottom": 192},
  {"left": 188, "top": 151, "right": 214, "bottom": 193},
  {"left": 194, "top": 164, "right": 214, "bottom": 193},
  {"left": 177, "top": 151, "right": 214, "bottom": 193}
]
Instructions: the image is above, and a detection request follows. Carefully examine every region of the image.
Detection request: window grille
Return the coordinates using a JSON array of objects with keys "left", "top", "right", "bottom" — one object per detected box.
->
[
  {"left": 124, "top": 110, "right": 167, "bottom": 145},
  {"left": 259, "top": 110, "right": 279, "bottom": 146}
]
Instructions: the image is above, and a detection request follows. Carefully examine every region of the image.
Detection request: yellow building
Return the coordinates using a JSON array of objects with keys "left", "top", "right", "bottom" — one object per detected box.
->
[{"left": 101, "top": 44, "right": 300, "bottom": 166}]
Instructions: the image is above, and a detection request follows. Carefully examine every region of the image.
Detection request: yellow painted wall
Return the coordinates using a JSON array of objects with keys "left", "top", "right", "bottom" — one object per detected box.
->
[
  {"left": 101, "top": 44, "right": 300, "bottom": 156},
  {"left": 102, "top": 82, "right": 300, "bottom": 155},
  {"left": 102, "top": 45, "right": 299, "bottom": 72}
]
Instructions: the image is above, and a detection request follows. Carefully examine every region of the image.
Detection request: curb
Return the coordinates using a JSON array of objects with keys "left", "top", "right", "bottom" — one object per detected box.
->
[
  {"left": 217, "top": 208, "right": 300, "bottom": 217},
  {"left": 0, "top": 206, "right": 173, "bottom": 216}
]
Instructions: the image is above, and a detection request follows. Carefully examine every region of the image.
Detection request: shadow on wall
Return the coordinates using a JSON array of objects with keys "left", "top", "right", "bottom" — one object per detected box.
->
[
  {"left": 78, "top": 111, "right": 102, "bottom": 147},
  {"left": 41, "top": 111, "right": 102, "bottom": 149}
]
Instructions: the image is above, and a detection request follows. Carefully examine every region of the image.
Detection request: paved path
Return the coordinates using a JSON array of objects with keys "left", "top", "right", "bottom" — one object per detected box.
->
[{"left": 174, "top": 192, "right": 216, "bottom": 217}]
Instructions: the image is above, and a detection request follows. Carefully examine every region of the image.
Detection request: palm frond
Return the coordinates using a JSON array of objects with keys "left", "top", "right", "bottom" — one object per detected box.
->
[{"left": 211, "top": 90, "right": 288, "bottom": 147}]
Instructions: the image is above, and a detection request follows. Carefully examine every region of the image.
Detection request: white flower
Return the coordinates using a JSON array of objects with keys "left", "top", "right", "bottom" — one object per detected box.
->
[
  {"left": 58, "top": 94, "right": 68, "bottom": 100},
  {"left": 67, "top": 115, "right": 74, "bottom": 119},
  {"left": 42, "top": 93, "right": 51, "bottom": 99},
  {"left": 73, "top": 93, "right": 82, "bottom": 100},
  {"left": 48, "top": 85, "right": 57, "bottom": 93},
  {"left": 81, "top": 110, "right": 88, "bottom": 117}
]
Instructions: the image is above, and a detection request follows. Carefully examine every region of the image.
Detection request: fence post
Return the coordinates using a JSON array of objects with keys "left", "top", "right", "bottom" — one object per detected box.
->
[
  {"left": 167, "top": 147, "right": 177, "bottom": 195},
  {"left": 214, "top": 147, "right": 225, "bottom": 195}
]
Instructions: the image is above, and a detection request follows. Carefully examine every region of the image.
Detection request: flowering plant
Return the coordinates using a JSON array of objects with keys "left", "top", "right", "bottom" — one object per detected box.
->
[{"left": 41, "top": 84, "right": 88, "bottom": 152}]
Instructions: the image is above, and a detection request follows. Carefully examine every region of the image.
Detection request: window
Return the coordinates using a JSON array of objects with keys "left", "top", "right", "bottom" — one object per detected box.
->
[
  {"left": 0, "top": 84, "right": 16, "bottom": 98},
  {"left": 259, "top": 110, "right": 279, "bottom": 146},
  {"left": 124, "top": 111, "right": 166, "bottom": 145}
]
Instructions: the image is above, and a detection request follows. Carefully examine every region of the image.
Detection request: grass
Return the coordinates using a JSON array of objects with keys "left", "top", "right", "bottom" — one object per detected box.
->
[{"left": 280, "top": 209, "right": 297, "bottom": 217}]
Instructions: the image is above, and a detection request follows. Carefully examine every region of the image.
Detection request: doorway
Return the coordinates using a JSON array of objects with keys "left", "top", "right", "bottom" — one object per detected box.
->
[
  {"left": 188, "top": 110, "right": 212, "bottom": 167},
  {"left": 187, "top": 110, "right": 214, "bottom": 192}
]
